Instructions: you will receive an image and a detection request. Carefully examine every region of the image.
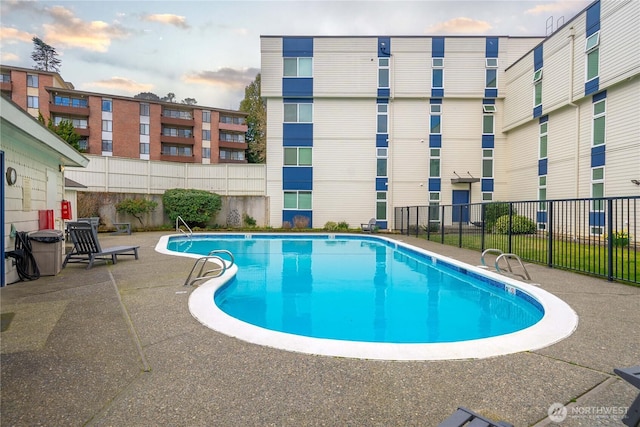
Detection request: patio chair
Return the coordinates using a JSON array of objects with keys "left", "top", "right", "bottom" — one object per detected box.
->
[
  {"left": 614, "top": 365, "right": 640, "bottom": 427},
  {"left": 361, "top": 218, "right": 377, "bottom": 233},
  {"left": 63, "top": 221, "right": 139, "bottom": 269},
  {"left": 438, "top": 407, "right": 513, "bottom": 427}
]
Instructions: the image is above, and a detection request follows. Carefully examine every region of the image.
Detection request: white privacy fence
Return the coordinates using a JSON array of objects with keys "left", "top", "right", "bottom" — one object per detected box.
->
[{"left": 65, "top": 155, "right": 266, "bottom": 195}]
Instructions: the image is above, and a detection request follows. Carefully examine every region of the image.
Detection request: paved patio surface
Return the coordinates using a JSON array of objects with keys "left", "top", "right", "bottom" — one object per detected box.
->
[{"left": 1, "top": 231, "right": 638, "bottom": 426}]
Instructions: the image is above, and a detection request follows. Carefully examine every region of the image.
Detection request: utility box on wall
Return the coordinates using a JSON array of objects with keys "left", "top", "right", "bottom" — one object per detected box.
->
[{"left": 38, "top": 209, "right": 54, "bottom": 230}]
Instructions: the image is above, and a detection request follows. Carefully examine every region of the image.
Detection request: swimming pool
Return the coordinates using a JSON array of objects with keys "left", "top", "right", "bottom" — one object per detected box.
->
[{"left": 156, "top": 233, "right": 578, "bottom": 361}]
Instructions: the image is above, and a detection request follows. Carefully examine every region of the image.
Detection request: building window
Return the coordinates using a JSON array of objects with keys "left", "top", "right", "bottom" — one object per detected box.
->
[
  {"left": 432, "top": 58, "right": 444, "bottom": 68},
  {"left": 140, "top": 103, "right": 150, "bottom": 116},
  {"left": 482, "top": 149, "right": 493, "bottom": 178},
  {"left": 140, "top": 143, "right": 150, "bottom": 155},
  {"left": 163, "top": 108, "right": 192, "bottom": 120},
  {"left": 162, "top": 127, "right": 192, "bottom": 138},
  {"left": 27, "top": 96, "right": 39, "bottom": 108},
  {"left": 220, "top": 116, "right": 245, "bottom": 125},
  {"left": 485, "top": 58, "right": 498, "bottom": 68},
  {"left": 220, "top": 150, "right": 245, "bottom": 161},
  {"left": 591, "top": 167, "right": 604, "bottom": 212},
  {"left": 593, "top": 99, "right": 606, "bottom": 146},
  {"left": 482, "top": 104, "right": 496, "bottom": 113},
  {"left": 378, "top": 57, "right": 389, "bottom": 88},
  {"left": 219, "top": 132, "right": 245, "bottom": 143},
  {"left": 585, "top": 32, "right": 600, "bottom": 82},
  {"left": 377, "top": 103, "right": 388, "bottom": 133},
  {"left": 539, "top": 175, "right": 547, "bottom": 212},
  {"left": 202, "top": 111, "right": 211, "bottom": 123},
  {"left": 376, "top": 147, "right": 387, "bottom": 177},
  {"left": 78, "top": 138, "right": 88, "bottom": 151},
  {"left": 27, "top": 74, "right": 38, "bottom": 87},
  {"left": 283, "top": 57, "right": 312, "bottom": 77},
  {"left": 140, "top": 123, "right": 149, "bottom": 135},
  {"left": 430, "top": 104, "right": 441, "bottom": 114},
  {"left": 284, "top": 147, "right": 312, "bottom": 166},
  {"left": 102, "top": 99, "right": 112, "bottom": 112},
  {"left": 429, "top": 192, "right": 440, "bottom": 221},
  {"left": 482, "top": 192, "right": 493, "bottom": 201},
  {"left": 202, "top": 147, "right": 211, "bottom": 159},
  {"left": 284, "top": 103, "right": 312, "bottom": 123},
  {"left": 376, "top": 192, "right": 387, "bottom": 220},
  {"left": 485, "top": 69, "right": 497, "bottom": 89},
  {"left": 429, "top": 148, "right": 440, "bottom": 177},
  {"left": 202, "top": 129, "right": 211, "bottom": 141},
  {"left": 54, "top": 95, "right": 87, "bottom": 107},
  {"left": 102, "top": 120, "right": 112, "bottom": 132},
  {"left": 1, "top": 73, "right": 10, "bottom": 83},
  {"left": 430, "top": 114, "right": 441, "bottom": 134},
  {"left": 54, "top": 116, "right": 87, "bottom": 128},
  {"left": 534, "top": 82, "right": 542, "bottom": 108},
  {"left": 284, "top": 191, "right": 312, "bottom": 209},
  {"left": 432, "top": 69, "right": 443, "bottom": 89},
  {"left": 102, "top": 140, "right": 113, "bottom": 152},
  {"left": 539, "top": 121, "right": 548, "bottom": 158},
  {"left": 162, "top": 144, "right": 192, "bottom": 157},
  {"left": 482, "top": 114, "right": 494, "bottom": 134}
]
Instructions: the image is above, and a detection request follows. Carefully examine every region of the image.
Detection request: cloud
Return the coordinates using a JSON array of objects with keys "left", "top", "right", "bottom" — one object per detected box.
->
[
  {"left": 0, "top": 26, "right": 34, "bottom": 43},
  {"left": 526, "top": 1, "right": 590, "bottom": 15},
  {"left": 41, "top": 5, "right": 130, "bottom": 52},
  {"left": 142, "top": 13, "right": 190, "bottom": 29},
  {"left": 0, "top": 52, "right": 20, "bottom": 62},
  {"left": 183, "top": 67, "right": 260, "bottom": 89},
  {"left": 426, "top": 17, "right": 493, "bottom": 34},
  {"left": 87, "top": 76, "right": 154, "bottom": 93}
]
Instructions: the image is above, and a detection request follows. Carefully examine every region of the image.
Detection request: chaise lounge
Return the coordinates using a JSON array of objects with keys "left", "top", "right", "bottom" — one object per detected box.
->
[
  {"left": 361, "top": 218, "right": 377, "bottom": 233},
  {"left": 63, "top": 221, "right": 139, "bottom": 269},
  {"left": 438, "top": 407, "right": 513, "bottom": 427}
]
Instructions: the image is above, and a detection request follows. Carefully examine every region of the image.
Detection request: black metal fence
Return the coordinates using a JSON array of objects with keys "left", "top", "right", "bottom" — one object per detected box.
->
[{"left": 394, "top": 196, "right": 639, "bottom": 284}]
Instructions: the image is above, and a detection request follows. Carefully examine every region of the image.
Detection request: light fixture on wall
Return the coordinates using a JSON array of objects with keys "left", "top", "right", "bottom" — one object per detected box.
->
[
  {"left": 632, "top": 179, "right": 640, "bottom": 186},
  {"left": 59, "top": 164, "right": 65, "bottom": 172},
  {"left": 5, "top": 167, "right": 17, "bottom": 186}
]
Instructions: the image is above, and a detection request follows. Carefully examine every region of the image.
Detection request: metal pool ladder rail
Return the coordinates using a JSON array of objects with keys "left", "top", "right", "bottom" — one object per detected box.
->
[
  {"left": 481, "top": 249, "right": 531, "bottom": 281},
  {"left": 175, "top": 216, "right": 192, "bottom": 238},
  {"left": 184, "top": 250, "right": 235, "bottom": 287}
]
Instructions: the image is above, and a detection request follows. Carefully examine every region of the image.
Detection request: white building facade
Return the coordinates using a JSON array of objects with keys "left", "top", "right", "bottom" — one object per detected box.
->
[{"left": 261, "top": 0, "right": 639, "bottom": 230}]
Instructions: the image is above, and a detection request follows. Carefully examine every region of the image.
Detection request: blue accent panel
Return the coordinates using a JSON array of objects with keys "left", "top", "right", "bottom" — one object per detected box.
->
[
  {"left": 376, "top": 98, "right": 389, "bottom": 104},
  {"left": 586, "top": 1, "right": 601, "bottom": 36},
  {"left": 482, "top": 98, "right": 496, "bottom": 105},
  {"left": 376, "top": 178, "right": 388, "bottom": 191},
  {"left": 589, "top": 211, "right": 605, "bottom": 226},
  {"left": 378, "top": 37, "right": 391, "bottom": 57},
  {"left": 432, "top": 69, "right": 443, "bottom": 88},
  {"left": 431, "top": 89, "right": 444, "bottom": 97},
  {"left": 377, "top": 88, "right": 390, "bottom": 98},
  {"left": 537, "top": 211, "right": 547, "bottom": 223},
  {"left": 481, "top": 179, "right": 494, "bottom": 192},
  {"left": 283, "top": 78, "right": 313, "bottom": 97},
  {"left": 534, "top": 45, "right": 543, "bottom": 70},
  {"left": 539, "top": 115, "right": 549, "bottom": 124},
  {"left": 533, "top": 105, "right": 542, "bottom": 118},
  {"left": 585, "top": 78, "right": 599, "bottom": 96},
  {"left": 429, "top": 134, "right": 442, "bottom": 148},
  {"left": 283, "top": 97, "right": 313, "bottom": 104},
  {"left": 591, "top": 145, "right": 606, "bottom": 167},
  {"left": 283, "top": 37, "right": 313, "bottom": 57},
  {"left": 282, "top": 210, "right": 313, "bottom": 228},
  {"left": 484, "top": 89, "right": 498, "bottom": 98},
  {"left": 432, "top": 37, "right": 445, "bottom": 57},
  {"left": 430, "top": 98, "right": 442, "bottom": 104},
  {"left": 283, "top": 123, "right": 313, "bottom": 147},
  {"left": 376, "top": 134, "right": 388, "bottom": 147},
  {"left": 538, "top": 158, "right": 548, "bottom": 176},
  {"left": 428, "top": 178, "right": 441, "bottom": 192},
  {"left": 377, "top": 221, "right": 388, "bottom": 230},
  {"left": 486, "top": 37, "right": 499, "bottom": 58},
  {"left": 593, "top": 90, "right": 607, "bottom": 102},
  {"left": 283, "top": 167, "right": 313, "bottom": 190},
  {"left": 482, "top": 135, "right": 495, "bottom": 149}
]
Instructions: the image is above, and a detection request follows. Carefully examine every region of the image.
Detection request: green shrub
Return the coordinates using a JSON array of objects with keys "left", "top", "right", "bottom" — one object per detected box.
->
[
  {"left": 293, "top": 215, "right": 310, "bottom": 229},
  {"left": 243, "top": 213, "right": 257, "bottom": 227},
  {"left": 337, "top": 221, "right": 349, "bottom": 230},
  {"left": 484, "top": 202, "right": 513, "bottom": 232},
  {"left": 115, "top": 198, "right": 158, "bottom": 227},
  {"left": 162, "top": 189, "right": 222, "bottom": 228},
  {"left": 324, "top": 221, "right": 339, "bottom": 231},
  {"left": 494, "top": 214, "right": 536, "bottom": 235}
]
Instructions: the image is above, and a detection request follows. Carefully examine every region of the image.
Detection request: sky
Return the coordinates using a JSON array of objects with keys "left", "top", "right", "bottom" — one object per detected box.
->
[{"left": 0, "top": 0, "right": 591, "bottom": 110}]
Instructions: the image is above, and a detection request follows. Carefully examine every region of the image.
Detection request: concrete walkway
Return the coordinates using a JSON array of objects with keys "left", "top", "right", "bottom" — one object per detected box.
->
[{"left": 1, "top": 231, "right": 638, "bottom": 426}]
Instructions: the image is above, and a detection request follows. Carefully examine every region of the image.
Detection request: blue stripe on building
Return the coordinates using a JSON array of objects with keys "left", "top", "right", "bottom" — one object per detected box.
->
[
  {"left": 534, "top": 45, "right": 543, "bottom": 70},
  {"left": 376, "top": 178, "right": 388, "bottom": 191},
  {"left": 378, "top": 37, "right": 390, "bottom": 57},
  {"left": 283, "top": 37, "right": 313, "bottom": 57},
  {"left": 485, "top": 37, "right": 499, "bottom": 58},
  {"left": 283, "top": 78, "right": 313, "bottom": 97},
  {"left": 539, "top": 115, "right": 549, "bottom": 124},
  {"left": 589, "top": 211, "right": 605, "bottom": 227},
  {"left": 432, "top": 37, "right": 445, "bottom": 57},
  {"left": 591, "top": 145, "right": 606, "bottom": 168},
  {"left": 538, "top": 158, "right": 548, "bottom": 176},
  {"left": 283, "top": 123, "right": 313, "bottom": 146},
  {"left": 585, "top": 77, "right": 600, "bottom": 96},
  {"left": 428, "top": 178, "right": 441, "bottom": 192},
  {"left": 283, "top": 210, "right": 313, "bottom": 227},
  {"left": 377, "top": 88, "right": 390, "bottom": 98},
  {"left": 593, "top": 90, "right": 607, "bottom": 102},
  {"left": 376, "top": 134, "right": 388, "bottom": 148},
  {"left": 283, "top": 167, "right": 313, "bottom": 190},
  {"left": 482, "top": 135, "right": 494, "bottom": 149},
  {"left": 537, "top": 211, "right": 547, "bottom": 224},
  {"left": 484, "top": 89, "right": 498, "bottom": 98},
  {"left": 533, "top": 105, "right": 543, "bottom": 118},
  {"left": 586, "top": 1, "right": 601, "bottom": 37},
  {"left": 481, "top": 179, "right": 494, "bottom": 192},
  {"left": 429, "top": 134, "right": 442, "bottom": 148}
]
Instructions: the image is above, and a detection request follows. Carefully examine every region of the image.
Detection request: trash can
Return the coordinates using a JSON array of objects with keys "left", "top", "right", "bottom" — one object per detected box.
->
[{"left": 28, "top": 229, "right": 64, "bottom": 276}]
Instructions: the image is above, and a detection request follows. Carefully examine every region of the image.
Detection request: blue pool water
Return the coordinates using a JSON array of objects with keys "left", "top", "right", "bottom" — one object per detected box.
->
[{"left": 167, "top": 235, "right": 544, "bottom": 344}]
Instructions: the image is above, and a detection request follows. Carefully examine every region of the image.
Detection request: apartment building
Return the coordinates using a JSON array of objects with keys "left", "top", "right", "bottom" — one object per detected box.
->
[
  {"left": 260, "top": 0, "right": 639, "bottom": 230},
  {"left": 0, "top": 65, "right": 248, "bottom": 164}
]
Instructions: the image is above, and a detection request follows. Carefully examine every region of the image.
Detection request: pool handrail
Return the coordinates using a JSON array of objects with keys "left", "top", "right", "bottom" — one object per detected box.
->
[
  {"left": 184, "top": 250, "right": 235, "bottom": 287},
  {"left": 175, "top": 216, "right": 192, "bottom": 239}
]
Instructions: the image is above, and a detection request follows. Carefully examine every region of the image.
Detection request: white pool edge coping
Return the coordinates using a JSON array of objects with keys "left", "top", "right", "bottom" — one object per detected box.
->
[{"left": 156, "top": 233, "right": 579, "bottom": 361}]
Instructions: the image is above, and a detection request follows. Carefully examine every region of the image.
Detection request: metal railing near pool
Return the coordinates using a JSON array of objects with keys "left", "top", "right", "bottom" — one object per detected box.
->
[
  {"left": 184, "top": 250, "right": 235, "bottom": 287},
  {"left": 175, "top": 216, "right": 192, "bottom": 239}
]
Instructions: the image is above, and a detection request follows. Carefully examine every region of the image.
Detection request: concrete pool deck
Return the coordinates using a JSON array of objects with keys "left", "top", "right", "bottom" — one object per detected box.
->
[{"left": 1, "top": 231, "right": 638, "bottom": 426}]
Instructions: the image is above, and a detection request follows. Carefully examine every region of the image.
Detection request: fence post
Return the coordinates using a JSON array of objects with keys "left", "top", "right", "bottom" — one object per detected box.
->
[
  {"left": 508, "top": 202, "right": 514, "bottom": 254},
  {"left": 480, "top": 203, "right": 486, "bottom": 251},
  {"left": 547, "top": 201, "right": 554, "bottom": 268},
  {"left": 458, "top": 205, "right": 463, "bottom": 248},
  {"left": 415, "top": 207, "right": 419, "bottom": 237},
  {"left": 607, "top": 198, "right": 614, "bottom": 281},
  {"left": 440, "top": 205, "right": 445, "bottom": 243}
]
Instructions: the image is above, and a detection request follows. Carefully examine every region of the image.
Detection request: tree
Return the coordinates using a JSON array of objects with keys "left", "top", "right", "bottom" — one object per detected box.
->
[
  {"left": 48, "top": 119, "right": 81, "bottom": 151},
  {"left": 31, "top": 37, "right": 61, "bottom": 73},
  {"left": 181, "top": 97, "right": 197, "bottom": 105},
  {"left": 161, "top": 92, "right": 176, "bottom": 103},
  {"left": 115, "top": 198, "right": 158, "bottom": 228},
  {"left": 134, "top": 92, "right": 161, "bottom": 101},
  {"left": 239, "top": 73, "right": 266, "bottom": 163}
]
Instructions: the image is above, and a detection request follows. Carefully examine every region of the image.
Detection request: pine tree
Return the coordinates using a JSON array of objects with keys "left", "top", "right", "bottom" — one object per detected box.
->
[{"left": 31, "top": 37, "right": 62, "bottom": 72}]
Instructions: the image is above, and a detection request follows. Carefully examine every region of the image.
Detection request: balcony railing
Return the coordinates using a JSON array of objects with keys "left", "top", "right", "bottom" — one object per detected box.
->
[{"left": 49, "top": 103, "right": 90, "bottom": 116}]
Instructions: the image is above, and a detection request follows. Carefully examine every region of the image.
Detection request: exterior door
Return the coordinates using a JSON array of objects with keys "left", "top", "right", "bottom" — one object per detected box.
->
[{"left": 452, "top": 190, "right": 469, "bottom": 223}]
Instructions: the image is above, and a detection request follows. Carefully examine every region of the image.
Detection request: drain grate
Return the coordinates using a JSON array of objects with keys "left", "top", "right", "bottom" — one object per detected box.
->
[{"left": 1, "top": 312, "right": 15, "bottom": 332}]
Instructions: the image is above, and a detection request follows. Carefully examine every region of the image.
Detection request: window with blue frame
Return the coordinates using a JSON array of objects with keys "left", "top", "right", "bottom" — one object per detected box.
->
[
  {"left": 284, "top": 103, "right": 312, "bottom": 122},
  {"left": 283, "top": 57, "right": 313, "bottom": 77}
]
